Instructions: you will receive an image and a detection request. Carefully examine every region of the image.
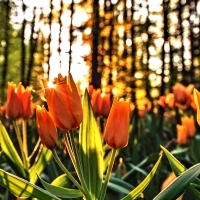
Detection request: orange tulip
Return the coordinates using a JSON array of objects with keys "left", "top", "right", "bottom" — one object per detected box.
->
[
  {"left": 176, "top": 124, "right": 188, "bottom": 145},
  {"left": 91, "top": 89, "right": 111, "bottom": 118},
  {"left": 36, "top": 106, "right": 58, "bottom": 149},
  {"left": 161, "top": 172, "right": 183, "bottom": 200},
  {"left": 6, "top": 82, "right": 23, "bottom": 119},
  {"left": 194, "top": 88, "right": 200, "bottom": 125},
  {"left": 158, "top": 93, "right": 175, "bottom": 109},
  {"left": 181, "top": 116, "right": 196, "bottom": 137},
  {"left": 176, "top": 115, "right": 196, "bottom": 145},
  {"left": 5, "top": 82, "right": 33, "bottom": 120},
  {"left": 91, "top": 89, "right": 103, "bottom": 116},
  {"left": 172, "top": 83, "right": 194, "bottom": 108},
  {"left": 104, "top": 98, "right": 130, "bottom": 149},
  {"left": 101, "top": 93, "right": 111, "bottom": 118},
  {"left": 44, "top": 73, "right": 83, "bottom": 131},
  {"left": 21, "top": 85, "right": 33, "bottom": 119}
]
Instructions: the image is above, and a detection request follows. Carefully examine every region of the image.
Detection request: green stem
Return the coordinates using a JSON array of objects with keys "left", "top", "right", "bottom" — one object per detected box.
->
[
  {"left": 22, "top": 120, "right": 28, "bottom": 161},
  {"left": 28, "top": 137, "right": 41, "bottom": 161},
  {"left": 68, "top": 131, "right": 92, "bottom": 200},
  {"left": 51, "top": 149, "right": 88, "bottom": 199},
  {"left": 13, "top": 120, "right": 29, "bottom": 172},
  {"left": 64, "top": 133, "right": 76, "bottom": 168},
  {"left": 99, "top": 148, "right": 117, "bottom": 200}
]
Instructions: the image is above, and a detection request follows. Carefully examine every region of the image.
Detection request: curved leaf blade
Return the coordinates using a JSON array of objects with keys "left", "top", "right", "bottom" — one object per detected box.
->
[
  {"left": 121, "top": 154, "right": 162, "bottom": 200},
  {"left": 107, "top": 177, "right": 134, "bottom": 195},
  {"left": 29, "top": 146, "right": 52, "bottom": 183},
  {"left": 160, "top": 145, "right": 185, "bottom": 175},
  {"left": 51, "top": 174, "right": 73, "bottom": 188},
  {"left": 153, "top": 163, "right": 200, "bottom": 200},
  {"left": 38, "top": 174, "right": 83, "bottom": 198},
  {"left": 79, "top": 89, "right": 103, "bottom": 199},
  {"left": 160, "top": 145, "right": 200, "bottom": 198},
  {"left": 0, "top": 122, "right": 26, "bottom": 178},
  {"left": 0, "top": 168, "right": 60, "bottom": 200}
]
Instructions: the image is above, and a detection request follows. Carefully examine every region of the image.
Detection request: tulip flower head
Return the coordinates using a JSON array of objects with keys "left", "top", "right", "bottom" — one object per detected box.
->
[
  {"left": 43, "top": 73, "right": 83, "bottom": 132},
  {"left": 194, "top": 88, "right": 200, "bottom": 125},
  {"left": 176, "top": 115, "right": 196, "bottom": 145},
  {"left": 172, "top": 83, "right": 194, "bottom": 108},
  {"left": 36, "top": 106, "right": 58, "bottom": 149},
  {"left": 5, "top": 82, "right": 33, "bottom": 120},
  {"left": 181, "top": 115, "right": 196, "bottom": 137},
  {"left": 104, "top": 98, "right": 130, "bottom": 149},
  {"left": 91, "top": 89, "right": 111, "bottom": 118},
  {"left": 176, "top": 124, "right": 189, "bottom": 145}
]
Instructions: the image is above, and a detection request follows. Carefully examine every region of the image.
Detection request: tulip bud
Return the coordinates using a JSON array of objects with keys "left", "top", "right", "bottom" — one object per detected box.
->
[
  {"left": 5, "top": 82, "right": 23, "bottom": 120},
  {"left": 104, "top": 98, "right": 130, "bottom": 149},
  {"left": 21, "top": 85, "right": 33, "bottom": 119},
  {"left": 44, "top": 73, "right": 83, "bottom": 131},
  {"left": 5, "top": 82, "right": 33, "bottom": 120},
  {"left": 176, "top": 124, "right": 188, "bottom": 145},
  {"left": 194, "top": 88, "right": 200, "bottom": 125},
  {"left": 36, "top": 106, "right": 58, "bottom": 149}
]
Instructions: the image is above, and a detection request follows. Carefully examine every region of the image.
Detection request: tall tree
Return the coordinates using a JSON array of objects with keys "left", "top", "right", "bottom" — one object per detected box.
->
[
  {"left": 1, "top": 0, "right": 10, "bottom": 102},
  {"left": 20, "top": 1, "right": 26, "bottom": 85},
  {"left": 91, "top": 0, "right": 101, "bottom": 88}
]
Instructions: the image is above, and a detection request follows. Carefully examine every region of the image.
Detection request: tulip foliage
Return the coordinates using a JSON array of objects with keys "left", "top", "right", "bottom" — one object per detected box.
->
[{"left": 1, "top": 77, "right": 200, "bottom": 199}]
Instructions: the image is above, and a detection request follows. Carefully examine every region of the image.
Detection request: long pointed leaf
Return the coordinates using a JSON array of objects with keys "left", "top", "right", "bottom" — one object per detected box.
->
[
  {"left": 38, "top": 174, "right": 83, "bottom": 198},
  {"left": 0, "top": 122, "right": 26, "bottom": 178},
  {"left": 0, "top": 168, "right": 60, "bottom": 200},
  {"left": 51, "top": 174, "right": 73, "bottom": 188},
  {"left": 79, "top": 89, "right": 103, "bottom": 199},
  {"left": 29, "top": 146, "right": 52, "bottom": 183},
  {"left": 121, "top": 154, "right": 162, "bottom": 200},
  {"left": 160, "top": 145, "right": 200, "bottom": 198},
  {"left": 153, "top": 163, "right": 200, "bottom": 200},
  {"left": 160, "top": 145, "right": 185, "bottom": 175}
]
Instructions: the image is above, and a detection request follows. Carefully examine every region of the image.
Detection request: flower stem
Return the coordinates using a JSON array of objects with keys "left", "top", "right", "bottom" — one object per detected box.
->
[
  {"left": 68, "top": 131, "right": 92, "bottom": 200},
  {"left": 13, "top": 120, "right": 29, "bottom": 173},
  {"left": 28, "top": 137, "right": 41, "bottom": 161},
  {"left": 51, "top": 149, "right": 89, "bottom": 199},
  {"left": 22, "top": 120, "right": 28, "bottom": 161},
  {"left": 99, "top": 148, "right": 117, "bottom": 200},
  {"left": 64, "top": 133, "right": 76, "bottom": 168}
]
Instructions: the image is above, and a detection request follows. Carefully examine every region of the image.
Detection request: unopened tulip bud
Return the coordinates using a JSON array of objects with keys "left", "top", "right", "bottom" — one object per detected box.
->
[
  {"left": 36, "top": 106, "right": 58, "bottom": 149},
  {"left": 5, "top": 82, "right": 23, "bottom": 119},
  {"left": 104, "top": 98, "right": 130, "bottom": 149}
]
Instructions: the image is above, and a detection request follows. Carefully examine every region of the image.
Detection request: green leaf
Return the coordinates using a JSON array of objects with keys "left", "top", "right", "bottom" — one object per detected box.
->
[
  {"left": 170, "top": 147, "right": 188, "bottom": 155},
  {"left": 0, "top": 122, "right": 27, "bottom": 178},
  {"left": 103, "top": 149, "right": 119, "bottom": 173},
  {"left": 2, "top": 190, "right": 9, "bottom": 200},
  {"left": 51, "top": 174, "right": 73, "bottom": 188},
  {"left": 79, "top": 89, "right": 103, "bottom": 199},
  {"left": 128, "top": 164, "right": 147, "bottom": 176},
  {"left": 0, "top": 168, "right": 60, "bottom": 200},
  {"left": 121, "top": 154, "right": 162, "bottom": 200},
  {"left": 122, "top": 154, "right": 159, "bottom": 182},
  {"left": 153, "top": 163, "right": 200, "bottom": 200},
  {"left": 38, "top": 174, "right": 83, "bottom": 198},
  {"left": 107, "top": 176, "right": 134, "bottom": 195},
  {"left": 190, "top": 135, "right": 200, "bottom": 163},
  {"left": 160, "top": 145, "right": 200, "bottom": 198},
  {"left": 160, "top": 145, "right": 186, "bottom": 175},
  {"left": 29, "top": 146, "right": 52, "bottom": 183}
]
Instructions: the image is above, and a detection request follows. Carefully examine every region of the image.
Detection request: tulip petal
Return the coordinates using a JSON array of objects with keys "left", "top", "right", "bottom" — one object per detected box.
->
[
  {"left": 36, "top": 106, "right": 58, "bottom": 149},
  {"left": 194, "top": 89, "right": 200, "bottom": 125},
  {"left": 104, "top": 99, "right": 130, "bottom": 149},
  {"left": 5, "top": 82, "right": 23, "bottom": 119},
  {"left": 67, "top": 73, "right": 83, "bottom": 126},
  {"left": 46, "top": 87, "right": 76, "bottom": 130}
]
